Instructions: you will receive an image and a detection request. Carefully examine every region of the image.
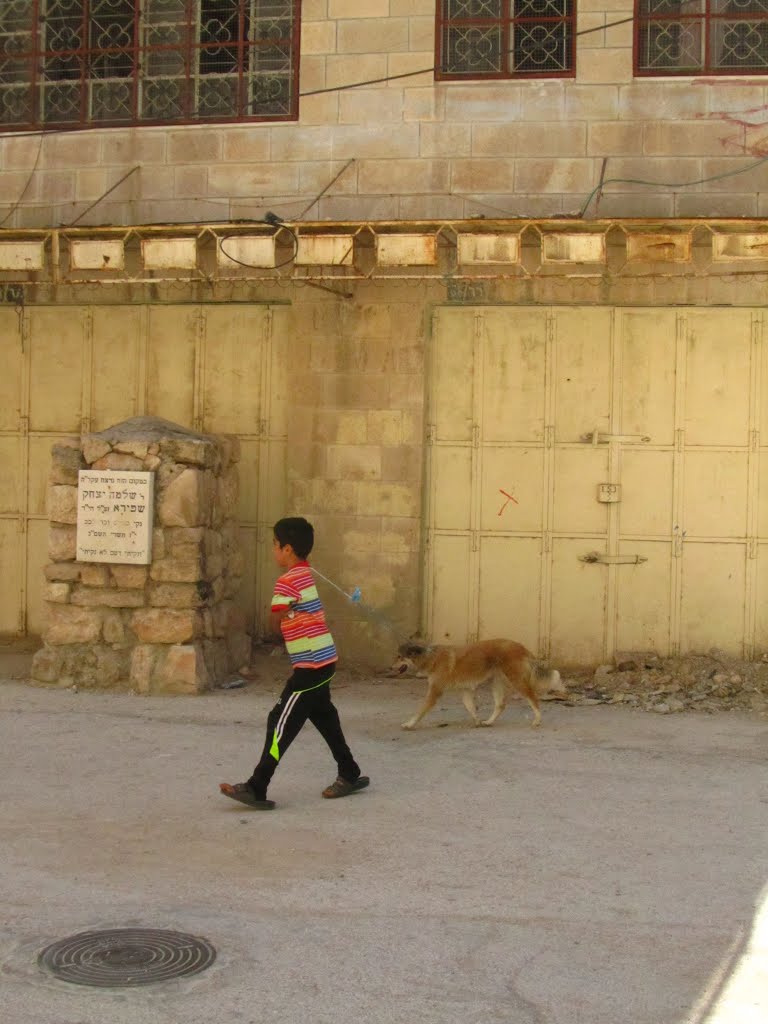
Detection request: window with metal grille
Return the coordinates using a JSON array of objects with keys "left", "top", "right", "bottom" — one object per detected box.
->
[
  {"left": 435, "top": 0, "right": 575, "bottom": 80},
  {"left": 0, "top": 0, "right": 300, "bottom": 132},
  {"left": 636, "top": 0, "right": 768, "bottom": 74}
]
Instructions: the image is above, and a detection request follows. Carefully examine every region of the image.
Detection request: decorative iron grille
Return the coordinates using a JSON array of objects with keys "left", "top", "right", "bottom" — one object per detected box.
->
[
  {"left": 0, "top": 0, "right": 300, "bottom": 131},
  {"left": 636, "top": 0, "right": 768, "bottom": 74},
  {"left": 436, "top": 0, "right": 575, "bottom": 79}
]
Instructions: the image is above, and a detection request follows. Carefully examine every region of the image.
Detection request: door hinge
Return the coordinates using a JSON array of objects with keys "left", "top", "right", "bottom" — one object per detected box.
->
[
  {"left": 426, "top": 423, "right": 436, "bottom": 443},
  {"left": 471, "top": 530, "right": 479, "bottom": 552},
  {"left": 748, "top": 537, "right": 758, "bottom": 559},
  {"left": 750, "top": 429, "right": 759, "bottom": 453},
  {"left": 673, "top": 533, "right": 684, "bottom": 558},
  {"left": 579, "top": 551, "right": 647, "bottom": 565},
  {"left": 472, "top": 423, "right": 480, "bottom": 448},
  {"left": 544, "top": 425, "right": 554, "bottom": 448}
]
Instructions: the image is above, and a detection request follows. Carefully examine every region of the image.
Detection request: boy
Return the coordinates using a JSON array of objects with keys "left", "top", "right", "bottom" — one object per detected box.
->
[{"left": 219, "top": 517, "right": 369, "bottom": 810}]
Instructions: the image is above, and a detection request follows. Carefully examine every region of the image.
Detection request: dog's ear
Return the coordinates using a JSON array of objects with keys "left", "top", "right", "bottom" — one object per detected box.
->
[{"left": 400, "top": 642, "right": 427, "bottom": 658}]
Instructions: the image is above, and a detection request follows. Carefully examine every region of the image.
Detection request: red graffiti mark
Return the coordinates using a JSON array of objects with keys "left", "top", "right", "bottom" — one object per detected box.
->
[{"left": 497, "top": 488, "right": 519, "bottom": 516}]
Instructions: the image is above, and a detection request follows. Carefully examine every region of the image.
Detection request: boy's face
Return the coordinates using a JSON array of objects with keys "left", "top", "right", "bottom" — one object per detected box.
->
[{"left": 272, "top": 537, "right": 295, "bottom": 568}]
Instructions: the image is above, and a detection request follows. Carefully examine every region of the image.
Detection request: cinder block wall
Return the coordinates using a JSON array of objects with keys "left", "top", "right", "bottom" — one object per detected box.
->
[{"left": 2, "top": 0, "right": 767, "bottom": 227}]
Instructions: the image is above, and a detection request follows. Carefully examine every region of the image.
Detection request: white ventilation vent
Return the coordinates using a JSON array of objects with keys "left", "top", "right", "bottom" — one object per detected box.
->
[
  {"left": 457, "top": 234, "right": 520, "bottom": 264},
  {"left": 541, "top": 233, "right": 605, "bottom": 264},
  {"left": 70, "top": 239, "right": 125, "bottom": 271},
  {"left": 142, "top": 237, "right": 197, "bottom": 270}
]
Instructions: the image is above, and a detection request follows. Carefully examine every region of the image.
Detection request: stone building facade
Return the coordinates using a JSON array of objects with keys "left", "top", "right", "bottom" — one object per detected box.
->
[{"left": 1, "top": 3, "right": 767, "bottom": 668}]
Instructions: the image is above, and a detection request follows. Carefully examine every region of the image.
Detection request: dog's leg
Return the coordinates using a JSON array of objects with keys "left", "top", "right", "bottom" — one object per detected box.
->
[
  {"left": 460, "top": 689, "right": 480, "bottom": 726},
  {"left": 401, "top": 681, "right": 441, "bottom": 730},
  {"left": 481, "top": 677, "right": 507, "bottom": 727}
]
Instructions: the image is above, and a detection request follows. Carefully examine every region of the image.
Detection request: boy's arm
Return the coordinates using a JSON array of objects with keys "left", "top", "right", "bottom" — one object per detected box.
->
[{"left": 269, "top": 606, "right": 293, "bottom": 636}]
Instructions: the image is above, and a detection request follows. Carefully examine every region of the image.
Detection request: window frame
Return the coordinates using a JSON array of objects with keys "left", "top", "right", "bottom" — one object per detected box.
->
[
  {"left": 434, "top": 0, "right": 577, "bottom": 82},
  {"left": 0, "top": 0, "right": 302, "bottom": 134},
  {"left": 634, "top": 0, "right": 768, "bottom": 77}
]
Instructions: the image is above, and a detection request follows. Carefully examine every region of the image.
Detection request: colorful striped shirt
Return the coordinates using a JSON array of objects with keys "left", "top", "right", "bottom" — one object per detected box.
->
[{"left": 271, "top": 561, "right": 337, "bottom": 669}]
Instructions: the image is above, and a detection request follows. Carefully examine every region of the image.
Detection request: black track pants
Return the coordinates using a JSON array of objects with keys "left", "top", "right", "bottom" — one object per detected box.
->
[{"left": 247, "top": 665, "right": 360, "bottom": 797}]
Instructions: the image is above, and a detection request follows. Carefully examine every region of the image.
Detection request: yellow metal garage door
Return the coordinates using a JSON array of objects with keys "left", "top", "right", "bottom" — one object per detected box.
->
[
  {"left": 0, "top": 303, "right": 288, "bottom": 638},
  {"left": 426, "top": 306, "right": 767, "bottom": 665}
]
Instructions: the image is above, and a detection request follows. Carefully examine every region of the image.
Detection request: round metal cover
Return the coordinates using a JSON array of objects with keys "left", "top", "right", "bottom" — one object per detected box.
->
[{"left": 38, "top": 928, "right": 216, "bottom": 987}]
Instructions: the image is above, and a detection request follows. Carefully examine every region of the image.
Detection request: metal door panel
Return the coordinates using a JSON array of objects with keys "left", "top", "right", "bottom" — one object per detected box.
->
[
  {"left": 683, "top": 451, "right": 749, "bottom": 538},
  {"left": 478, "top": 536, "right": 541, "bottom": 650},
  {"left": 0, "top": 437, "right": 21, "bottom": 513},
  {"left": 615, "top": 540, "right": 672, "bottom": 654},
  {"left": 26, "top": 519, "right": 48, "bottom": 635},
  {"left": 202, "top": 306, "right": 266, "bottom": 434},
  {"left": 758, "top": 452, "right": 768, "bottom": 537},
  {"left": 91, "top": 306, "right": 141, "bottom": 430},
  {"left": 266, "top": 308, "right": 290, "bottom": 439},
  {"left": 479, "top": 447, "right": 544, "bottom": 532},
  {"left": 619, "top": 451, "right": 673, "bottom": 536},
  {"left": 755, "top": 544, "right": 768, "bottom": 653},
  {"left": 146, "top": 306, "right": 197, "bottom": 427},
  {"left": 237, "top": 439, "right": 260, "bottom": 524},
  {"left": 0, "top": 308, "right": 23, "bottom": 431},
  {"left": 430, "top": 533, "right": 472, "bottom": 644},
  {"left": 480, "top": 308, "right": 547, "bottom": 443},
  {"left": 552, "top": 307, "right": 613, "bottom": 442},
  {"left": 684, "top": 312, "right": 751, "bottom": 446},
  {"left": 618, "top": 309, "right": 677, "bottom": 443},
  {"left": 28, "top": 308, "right": 86, "bottom": 432},
  {"left": 550, "top": 538, "right": 606, "bottom": 665},
  {"left": 431, "top": 308, "right": 475, "bottom": 442},
  {"left": 0, "top": 520, "right": 22, "bottom": 632},
  {"left": 238, "top": 525, "right": 259, "bottom": 630},
  {"left": 680, "top": 543, "right": 746, "bottom": 653},
  {"left": 552, "top": 449, "right": 609, "bottom": 534},
  {"left": 432, "top": 446, "right": 473, "bottom": 532}
]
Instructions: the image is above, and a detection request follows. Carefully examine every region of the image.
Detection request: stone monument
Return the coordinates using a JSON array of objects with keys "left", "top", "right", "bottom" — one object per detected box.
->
[{"left": 31, "top": 416, "right": 250, "bottom": 693}]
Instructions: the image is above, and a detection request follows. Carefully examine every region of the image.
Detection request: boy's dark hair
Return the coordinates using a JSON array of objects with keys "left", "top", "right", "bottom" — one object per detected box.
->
[{"left": 273, "top": 517, "right": 314, "bottom": 559}]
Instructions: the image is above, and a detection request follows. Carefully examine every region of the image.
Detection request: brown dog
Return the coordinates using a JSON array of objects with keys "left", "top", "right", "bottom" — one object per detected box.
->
[{"left": 393, "top": 638, "right": 566, "bottom": 730}]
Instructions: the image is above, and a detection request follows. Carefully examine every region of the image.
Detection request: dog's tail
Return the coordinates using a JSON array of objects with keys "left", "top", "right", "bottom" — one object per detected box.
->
[{"left": 530, "top": 662, "right": 567, "bottom": 698}]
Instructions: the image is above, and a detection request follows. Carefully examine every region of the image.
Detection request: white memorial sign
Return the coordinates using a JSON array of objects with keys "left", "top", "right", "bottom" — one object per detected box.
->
[{"left": 76, "top": 470, "right": 154, "bottom": 564}]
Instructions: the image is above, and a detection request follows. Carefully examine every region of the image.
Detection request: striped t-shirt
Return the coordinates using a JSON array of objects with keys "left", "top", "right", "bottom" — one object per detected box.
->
[{"left": 271, "top": 561, "right": 337, "bottom": 669}]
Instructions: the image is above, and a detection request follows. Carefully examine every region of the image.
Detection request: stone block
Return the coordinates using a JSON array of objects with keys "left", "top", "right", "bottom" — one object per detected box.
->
[
  {"left": 44, "top": 605, "right": 102, "bottom": 644},
  {"left": 81, "top": 437, "right": 112, "bottom": 464},
  {"left": 71, "top": 588, "right": 146, "bottom": 608},
  {"left": 45, "top": 562, "right": 81, "bottom": 582},
  {"left": 327, "top": 445, "right": 382, "bottom": 480},
  {"left": 110, "top": 565, "right": 148, "bottom": 588},
  {"left": 158, "top": 467, "right": 212, "bottom": 527},
  {"left": 48, "top": 525, "right": 77, "bottom": 562},
  {"left": 166, "top": 527, "right": 205, "bottom": 549},
  {"left": 80, "top": 564, "right": 110, "bottom": 586},
  {"left": 31, "top": 646, "right": 64, "bottom": 683},
  {"left": 44, "top": 582, "right": 70, "bottom": 603},
  {"left": 131, "top": 608, "right": 200, "bottom": 644},
  {"left": 202, "top": 638, "right": 230, "bottom": 681},
  {"left": 102, "top": 609, "right": 126, "bottom": 644},
  {"left": 159, "top": 437, "right": 217, "bottom": 467},
  {"left": 155, "top": 643, "right": 211, "bottom": 694},
  {"left": 130, "top": 644, "right": 155, "bottom": 694},
  {"left": 149, "top": 550, "right": 203, "bottom": 583},
  {"left": 91, "top": 452, "right": 144, "bottom": 471},
  {"left": 50, "top": 445, "right": 84, "bottom": 486},
  {"left": 113, "top": 441, "right": 149, "bottom": 458},
  {"left": 48, "top": 484, "right": 78, "bottom": 525},
  {"left": 149, "top": 582, "right": 207, "bottom": 608}
]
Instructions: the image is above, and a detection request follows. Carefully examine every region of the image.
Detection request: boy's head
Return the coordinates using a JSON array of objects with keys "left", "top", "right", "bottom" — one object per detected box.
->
[{"left": 273, "top": 517, "right": 314, "bottom": 563}]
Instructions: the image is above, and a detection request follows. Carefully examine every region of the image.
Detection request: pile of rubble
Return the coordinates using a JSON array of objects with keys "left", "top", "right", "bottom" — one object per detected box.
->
[{"left": 564, "top": 651, "right": 768, "bottom": 717}]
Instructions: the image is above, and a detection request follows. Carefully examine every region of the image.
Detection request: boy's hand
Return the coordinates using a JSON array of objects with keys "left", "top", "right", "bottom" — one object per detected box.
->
[{"left": 269, "top": 605, "right": 295, "bottom": 635}]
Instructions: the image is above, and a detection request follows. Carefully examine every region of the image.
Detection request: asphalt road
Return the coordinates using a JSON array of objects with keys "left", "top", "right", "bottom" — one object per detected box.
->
[{"left": 1, "top": 672, "right": 766, "bottom": 1024}]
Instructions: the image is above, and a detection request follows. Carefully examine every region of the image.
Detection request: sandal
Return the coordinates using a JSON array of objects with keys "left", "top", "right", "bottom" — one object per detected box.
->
[
  {"left": 219, "top": 782, "right": 275, "bottom": 810},
  {"left": 322, "top": 775, "right": 370, "bottom": 799}
]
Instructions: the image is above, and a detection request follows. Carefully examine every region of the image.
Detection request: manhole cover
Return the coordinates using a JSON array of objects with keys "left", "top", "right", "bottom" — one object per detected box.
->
[{"left": 38, "top": 928, "right": 216, "bottom": 987}]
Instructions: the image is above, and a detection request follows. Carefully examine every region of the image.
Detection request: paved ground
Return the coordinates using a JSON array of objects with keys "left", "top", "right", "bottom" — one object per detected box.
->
[{"left": 1, "top": 654, "right": 767, "bottom": 1024}]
